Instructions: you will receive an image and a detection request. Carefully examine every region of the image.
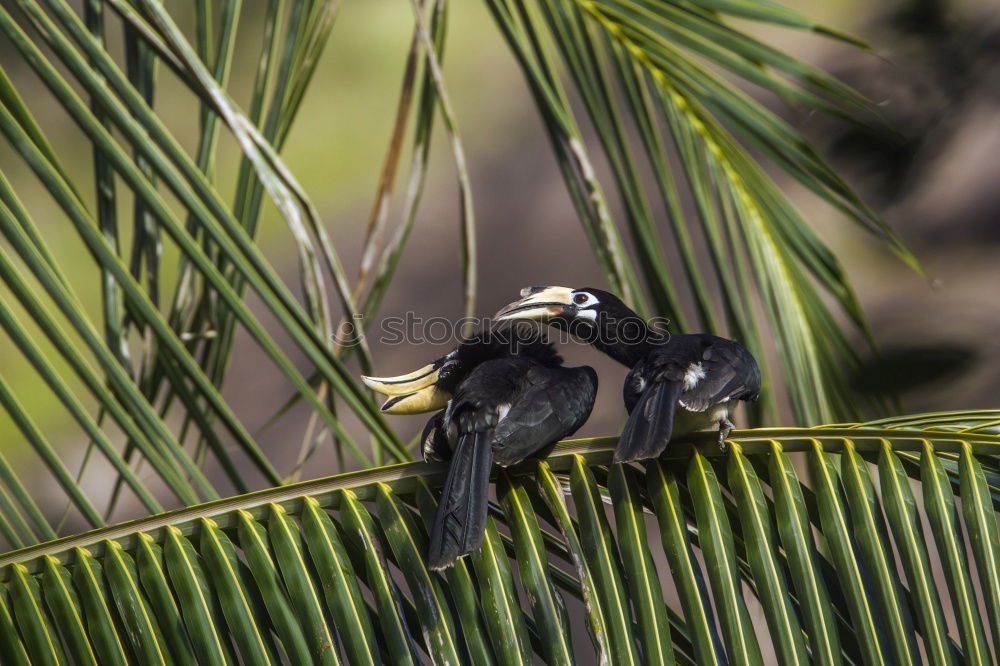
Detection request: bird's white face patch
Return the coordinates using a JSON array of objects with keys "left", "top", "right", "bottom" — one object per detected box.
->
[
  {"left": 570, "top": 291, "right": 600, "bottom": 308},
  {"left": 683, "top": 362, "right": 706, "bottom": 390},
  {"left": 570, "top": 291, "right": 600, "bottom": 322}
]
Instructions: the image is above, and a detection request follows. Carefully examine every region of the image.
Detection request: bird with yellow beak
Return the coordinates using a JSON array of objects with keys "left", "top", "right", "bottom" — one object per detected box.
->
[
  {"left": 363, "top": 326, "right": 597, "bottom": 568},
  {"left": 495, "top": 286, "right": 760, "bottom": 461}
]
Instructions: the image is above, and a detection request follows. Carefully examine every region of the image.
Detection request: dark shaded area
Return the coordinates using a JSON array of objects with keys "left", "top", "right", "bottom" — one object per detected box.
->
[
  {"left": 803, "top": 0, "right": 1000, "bottom": 409},
  {"left": 850, "top": 344, "right": 975, "bottom": 395},
  {"left": 826, "top": 0, "right": 1000, "bottom": 245}
]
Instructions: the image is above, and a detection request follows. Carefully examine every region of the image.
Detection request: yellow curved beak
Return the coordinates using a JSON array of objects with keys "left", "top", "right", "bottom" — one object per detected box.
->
[
  {"left": 375, "top": 385, "right": 450, "bottom": 415},
  {"left": 362, "top": 363, "right": 451, "bottom": 414},
  {"left": 361, "top": 363, "right": 439, "bottom": 395},
  {"left": 494, "top": 286, "right": 574, "bottom": 322}
]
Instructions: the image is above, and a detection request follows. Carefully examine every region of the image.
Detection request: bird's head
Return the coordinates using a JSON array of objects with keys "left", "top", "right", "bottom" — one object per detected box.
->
[
  {"left": 494, "top": 285, "right": 614, "bottom": 323},
  {"left": 495, "top": 285, "right": 642, "bottom": 335},
  {"left": 494, "top": 286, "right": 660, "bottom": 366}
]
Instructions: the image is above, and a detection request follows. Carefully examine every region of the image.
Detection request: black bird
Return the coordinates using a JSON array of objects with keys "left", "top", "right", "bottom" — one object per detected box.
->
[
  {"left": 495, "top": 286, "right": 760, "bottom": 462},
  {"left": 363, "top": 327, "right": 598, "bottom": 569}
]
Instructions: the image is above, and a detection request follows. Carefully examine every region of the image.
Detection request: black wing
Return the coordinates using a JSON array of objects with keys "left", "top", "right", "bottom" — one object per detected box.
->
[
  {"left": 627, "top": 335, "right": 760, "bottom": 413},
  {"left": 615, "top": 334, "right": 759, "bottom": 462},
  {"left": 491, "top": 365, "right": 598, "bottom": 467},
  {"left": 676, "top": 335, "right": 760, "bottom": 411}
]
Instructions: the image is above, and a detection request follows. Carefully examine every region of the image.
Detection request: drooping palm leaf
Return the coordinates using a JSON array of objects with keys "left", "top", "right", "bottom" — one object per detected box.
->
[
  {"left": 0, "top": 0, "right": 410, "bottom": 526},
  {"left": 1, "top": 412, "right": 997, "bottom": 664}
]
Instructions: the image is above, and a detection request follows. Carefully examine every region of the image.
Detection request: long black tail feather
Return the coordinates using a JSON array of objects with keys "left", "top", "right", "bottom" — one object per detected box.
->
[
  {"left": 615, "top": 381, "right": 680, "bottom": 463},
  {"left": 427, "top": 430, "right": 493, "bottom": 569}
]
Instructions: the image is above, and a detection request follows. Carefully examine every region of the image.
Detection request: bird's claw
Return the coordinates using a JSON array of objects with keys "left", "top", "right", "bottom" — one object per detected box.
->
[{"left": 717, "top": 418, "right": 734, "bottom": 455}]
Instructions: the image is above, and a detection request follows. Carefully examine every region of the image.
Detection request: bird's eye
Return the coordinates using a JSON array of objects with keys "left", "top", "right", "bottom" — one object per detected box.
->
[{"left": 573, "top": 293, "right": 589, "bottom": 305}]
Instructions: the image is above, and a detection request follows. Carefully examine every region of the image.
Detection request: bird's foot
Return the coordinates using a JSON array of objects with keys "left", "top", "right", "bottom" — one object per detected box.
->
[{"left": 717, "top": 418, "right": 734, "bottom": 454}]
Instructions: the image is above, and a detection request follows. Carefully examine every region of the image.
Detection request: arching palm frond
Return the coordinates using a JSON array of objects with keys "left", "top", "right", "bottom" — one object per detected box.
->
[{"left": 1, "top": 412, "right": 997, "bottom": 664}]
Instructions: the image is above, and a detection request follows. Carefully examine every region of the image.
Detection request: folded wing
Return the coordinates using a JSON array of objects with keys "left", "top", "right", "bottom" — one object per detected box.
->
[{"left": 491, "top": 366, "right": 597, "bottom": 466}]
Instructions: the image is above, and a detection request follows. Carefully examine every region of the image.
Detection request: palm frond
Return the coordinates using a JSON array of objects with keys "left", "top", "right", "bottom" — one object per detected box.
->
[{"left": 2, "top": 412, "right": 997, "bottom": 663}]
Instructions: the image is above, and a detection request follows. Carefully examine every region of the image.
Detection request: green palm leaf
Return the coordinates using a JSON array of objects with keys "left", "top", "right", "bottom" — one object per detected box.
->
[{"left": 1, "top": 413, "right": 997, "bottom": 663}]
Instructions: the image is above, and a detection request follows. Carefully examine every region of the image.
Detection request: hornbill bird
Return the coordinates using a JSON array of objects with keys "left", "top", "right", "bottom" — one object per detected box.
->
[
  {"left": 362, "top": 327, "right": 598, "bottom": 569},
  {"left": 495, "top": 286, "right": 760, "bottom": 463}
]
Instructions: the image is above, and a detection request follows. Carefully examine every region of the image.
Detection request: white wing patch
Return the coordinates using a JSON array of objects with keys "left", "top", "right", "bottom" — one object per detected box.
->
[
  {"left": 683, "top": 362, "right": 706, "bottom": 390},
  {"left": 497, "top": 403, "right": 511, "bottom": 422}
]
